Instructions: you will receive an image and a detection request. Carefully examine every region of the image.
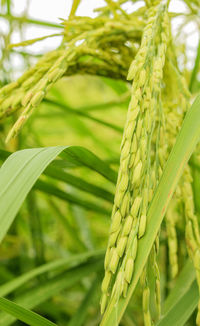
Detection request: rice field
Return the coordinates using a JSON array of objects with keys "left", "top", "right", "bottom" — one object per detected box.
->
[{"left": 0, "top": 1, "right": 200, "bottom": 325}]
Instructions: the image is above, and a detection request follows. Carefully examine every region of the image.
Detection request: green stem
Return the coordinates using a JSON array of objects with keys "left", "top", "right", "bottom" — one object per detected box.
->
[
  {"left": 6, "top": 0, "right": 11, "bottom": 16},
  {"left": 189, "top": 40, "right": 200, "bottom": 93},
  {"left": 0, "top": 13, "right": 63, "bottom": 29},
  {"left": 69, "top": 0, "right": 81, "bottom": 19}
]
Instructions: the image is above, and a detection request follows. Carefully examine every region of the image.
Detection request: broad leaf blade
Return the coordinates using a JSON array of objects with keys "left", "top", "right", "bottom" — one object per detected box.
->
[{"left": 0, "top": 145, "right": 116, "bottom": 244}]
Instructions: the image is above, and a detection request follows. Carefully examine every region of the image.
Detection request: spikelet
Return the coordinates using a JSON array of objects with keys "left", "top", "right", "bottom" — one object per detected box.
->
[
  {"left": 166, "top": 200, "right": 179, "bottom": 278},
  {"left": 0, "top": 9, "right": 146, "bottom": 140},
  {"left": 101, "top": 2, "right": 169, "bottom": 319}
]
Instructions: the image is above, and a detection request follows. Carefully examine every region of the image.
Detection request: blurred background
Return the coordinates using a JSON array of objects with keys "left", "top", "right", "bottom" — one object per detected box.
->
[{"left": 0, "top": 0, "right": 199, "bottom": 79}]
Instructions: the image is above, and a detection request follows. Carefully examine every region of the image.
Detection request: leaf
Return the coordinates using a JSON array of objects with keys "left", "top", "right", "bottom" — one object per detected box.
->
[
  {"left": 0, "top": 145, "right": 116, "bottom": 244},
  {"left": 100, "top": 77, "right": 129, "bottom": 95},
  {"left": 47, "top": 198, "right": 86, "bottom": 251},
  {"left": 44, "top": 165, "right": 114, "bottom": 203},
  {"left": 0, "top": 256, "right": 103, "bottom": 325},
  {"left": 68, "top": 276, "right": 100, "bottom": 326},
  {"left": 189, "top": 41, "right": 200, "bottom": 92},
  {"left": 0, "top": 250, "right": 104, "bottom": 297},
  {"left": 34, "top": 179, "right": 111, "bottom": 215},
  {"left": 0, "top": 297, "right": 57, "bottom": 326},
  {"left": 190, "top": 159, "right": 200, "bottom": 214},
  {"left": 100, "top": 94, "right": 200, "bottom": 325},
  {"left": 0, "top": 148, "right": 115, "bottom": 202},
  {"left": 163, "top": 259, "right": 196, "bottom": 314},
  {"left": 59, "top": 146, "right": 117, "bottom": 183},
  {"left": 156, "top": 259, "right": 198, "bottom": 326},
  {"left": 0, "top": 146, "right": 117, "bottom": 182},
  {"left": 44, "top": 99, "right": 123, "bottom": 133},
  {"left": 70, "top": 204, "right": 94, "bottom": 250},
  {"left": 157, "top": 281, "right": 198, "bottom": 326}
]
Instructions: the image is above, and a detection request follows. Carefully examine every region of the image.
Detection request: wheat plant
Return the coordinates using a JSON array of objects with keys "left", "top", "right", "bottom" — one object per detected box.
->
[{"left": 0, "top": 0, "right": 200, "bottom": 326}]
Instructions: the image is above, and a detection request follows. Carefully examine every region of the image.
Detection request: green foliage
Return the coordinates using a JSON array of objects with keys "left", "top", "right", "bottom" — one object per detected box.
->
[{"left": 0, "top": 1, "right": 200, "bottom": 326}]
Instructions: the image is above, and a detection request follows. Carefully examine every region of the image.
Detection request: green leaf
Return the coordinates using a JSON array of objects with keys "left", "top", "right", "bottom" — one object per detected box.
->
[
  {"left": 44, "top": 165, "right": 114, "bottom": 203},
  {"left": 0, "top": 148, "right": 115, "bottom": 202},
  {"left": 100, "top": 94, "right": 200, "bottom": 325},
  {"left": 156, "top": 259, "right": 199, "bottom": 326},
  {"left": 156, "top": 259, "right": 198, "bottom": 326},
  {"left": 44, "top": 99, "right": 123, "bottom": 133},
  {"left": 0, "top": 297, "right": 57, "bottom": 326},
  {"left": 0, "top": 146, "right": 117, "bottom": 182},
  {"left": 59, "top": 146, "right": 117, "bottom": 183},
  {"left": 47, "top": 198, "right": 87, "bottom": 251},
  {"left": 157, "top": 281, "right": 198, "bottom": 326},
  {"left": 0, "top": 256, "right": 103, "bottom": 325},
  {"left": 0, "top": 13, "right": 63, "bottom": 29},
  {"left": 0, "top": 145, "right": 116, "bottom": 244},
  {"left": 100, "top": 77, "right": 129, "bottom": 95},
  {"left": 163, "top": 259, "right": 196, "bottom": 314},
  {"left": 189, "top": 41, "right": 200, "bottom": 93},
  {"left": 34, "top": 179, "right": 111, "bottom": 215},
  {"left": 68, "top": 276, "right": 100, "bottom": 326},
  {"left": 0, "top": 250, "right": 104, "bottom": 297}
]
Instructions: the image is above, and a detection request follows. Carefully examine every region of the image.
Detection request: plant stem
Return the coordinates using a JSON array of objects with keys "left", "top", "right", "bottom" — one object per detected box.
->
[
  {"left": 0, "top": 13, "right": 63, "bottom": 29},
  {"left": 189, "top": 40, "right": 200, "bottom": 92}
]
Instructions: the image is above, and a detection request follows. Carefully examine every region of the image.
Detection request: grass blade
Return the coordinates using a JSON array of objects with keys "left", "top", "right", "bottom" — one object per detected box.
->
[
  {"left": 154, "top": 259, "right": 198, "bottom": 326},
  {"left": 0, "top": 250, "right": 104, "bottom": 297},
  {"left": 34, "top": 179, "right": 111, "bottom": 215},
  {"left": 44, "top": 165, "right": 114, "bottom": 203},
  {"left": 0, "top": 257, "right": 104, "bottom": 325},
  {"left": 68, "top": 276, "right": 100, "bottom": 326},
  {"left": 0, "top": 149, "right": 115, "bottom": 202},
  {"left": 163, "top": 259, "right": 196, "bottom": 314},
  {"left": 157, "top": 281, "right": 198, "bottom": 326},
  {"left": 0, "top": 145, "right": 115, "bottom": 244},
  {"left": 0, "top": 297, "right": 57, "bottom": 326},
  {"left": 189, "top": 41, "right": 200, "bottom": 92},
  {"left": 44, "top": 99, "right": 123, "bottom": 133}
]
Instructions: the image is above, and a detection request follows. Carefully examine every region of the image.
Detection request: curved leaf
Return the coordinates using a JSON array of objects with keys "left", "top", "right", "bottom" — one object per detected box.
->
[
  {"left": 0, "top": 145, "right": 116, "bottom": 244},
  {"left": 44, "top": 165, "right": 114, "bottom": 203},
  {"left": 0, "top": 257, "right": 103, "bottom": 326},
  {"left": 34, "top": 180, "right": 111, "bottom": 215},
  {"left": 0, "top": 149, "right": 114, "bottom": 203},
  {"left": 68, "top": 276, "right": 100, "bottom": 326},
  {"left": 0, "top": 250, "right": 104, "bottom": 297},
  {"left": 157, "top": 282, "right": 198, "bottom": 326},
  {"left": 0, "top": 297, "right": 57, "bottom": 326},
  {"left": 155, "top": 259, "right": 197, "bottom": 326},
  {"left": 163, "top": 259, "right": 196, "bottom": 314},
  {"left": 44, "top": 99, "right": 123, "bottom": 133}
]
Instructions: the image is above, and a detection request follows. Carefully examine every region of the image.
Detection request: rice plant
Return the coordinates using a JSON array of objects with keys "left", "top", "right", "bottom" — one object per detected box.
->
[{"left": 0, "top": 0, "right": 200, "bottom": 325}]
